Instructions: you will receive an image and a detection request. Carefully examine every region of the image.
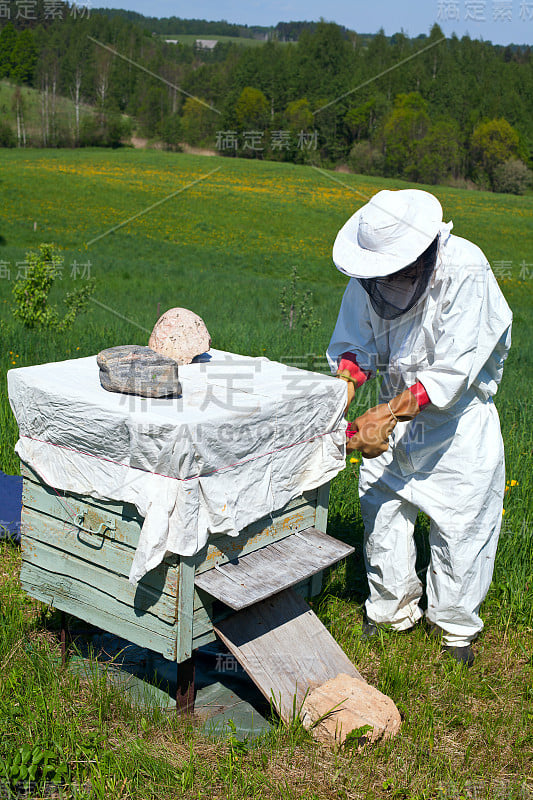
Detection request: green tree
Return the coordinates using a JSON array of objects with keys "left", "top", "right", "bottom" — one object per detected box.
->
[
  {"left": 285, "top": 98, "right": 313, "bottom": 131},
  {"left": 10, "top": 29, "right": 37, "bottom": 85},
  {"left": 471, "top": 118, "right": 521, "bottom": 186},
  {"left": 234, "top": 86, "right": 269, "bottom": 128},
  {"left": 383, "top": 92, "right": 430, "bottom": 177},
  {"left": 410, "top": 121, "right": 463, "bottom": 184},
  {"left": 492, "top": 158, "right": 532, "bottom": 195},
  {"left": 348, "top": 141, "right": 385, "bottom": 176},
  {"left": 0, "top": 23, "right": 17, "bottom": 79},
  {"left": 180, "top": 97, "right": 217, "bottom": 146},
  {"left": 161, "top": 112, "right": 182, "bottom": 151}
]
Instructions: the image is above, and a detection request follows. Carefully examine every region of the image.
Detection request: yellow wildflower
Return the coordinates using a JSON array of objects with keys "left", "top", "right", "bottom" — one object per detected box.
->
[
  {"left": 510, "top": 480, "right": 518, "bottom": 487},
  {"left": 350, "top": 457, "right": 360, "bottom": 464},
  {"left": 502, "top": 509, "right": 506, "bottom": 515}
]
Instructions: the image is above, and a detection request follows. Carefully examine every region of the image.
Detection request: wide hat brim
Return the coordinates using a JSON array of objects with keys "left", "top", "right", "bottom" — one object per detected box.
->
[{"left": 333, "top": 189, "right": 444, "bottom": 279}]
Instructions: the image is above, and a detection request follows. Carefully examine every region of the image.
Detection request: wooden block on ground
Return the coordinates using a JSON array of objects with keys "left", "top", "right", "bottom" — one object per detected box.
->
[{"left": 214, "top": 587, "right": 364, "bottom": 723}]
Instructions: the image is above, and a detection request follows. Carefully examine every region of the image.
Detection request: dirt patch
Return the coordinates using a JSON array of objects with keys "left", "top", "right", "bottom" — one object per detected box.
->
[{"left": 179, "top": 143, "right": 218, "bottom": 157}]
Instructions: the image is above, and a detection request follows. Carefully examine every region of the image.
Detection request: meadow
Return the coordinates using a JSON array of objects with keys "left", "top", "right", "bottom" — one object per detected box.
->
[
  {"left": 159, "top": 33, "right": 276, "bottom": 46},
  {"left": 0, "top": 148, "right": 532, "bottom": 799}
]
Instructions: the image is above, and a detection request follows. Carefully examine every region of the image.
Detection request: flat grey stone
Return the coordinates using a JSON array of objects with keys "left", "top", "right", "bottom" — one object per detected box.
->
[{"left": 97, "top": 345, "right": 181, "bottom": 398}]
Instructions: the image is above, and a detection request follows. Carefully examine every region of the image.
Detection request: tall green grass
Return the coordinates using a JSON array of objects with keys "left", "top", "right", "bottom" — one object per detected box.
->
[{"left": 0, "top": 150, "right": 532, "bottom": 798}]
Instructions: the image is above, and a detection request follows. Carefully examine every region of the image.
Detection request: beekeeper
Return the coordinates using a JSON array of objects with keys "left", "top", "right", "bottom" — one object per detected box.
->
[{"left": 327, "top": 189, "right": 512, "bottom": 667}]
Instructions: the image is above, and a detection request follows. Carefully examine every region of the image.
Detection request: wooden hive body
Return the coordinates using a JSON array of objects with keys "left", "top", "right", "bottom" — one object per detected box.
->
[{"left": 20, "top": 462, "right": 330, "bottom": 663}]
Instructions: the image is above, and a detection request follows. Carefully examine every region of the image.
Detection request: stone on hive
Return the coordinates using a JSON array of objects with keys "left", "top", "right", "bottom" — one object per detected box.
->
[
  {"left": 97, "top": 345, "right": 181, "bottom": 398},
  {"left": 148, "top": 308, "right": 211, "bottom": 365},
  {"left": 301, "top": 672, "right": 401, "bottom": 746}
]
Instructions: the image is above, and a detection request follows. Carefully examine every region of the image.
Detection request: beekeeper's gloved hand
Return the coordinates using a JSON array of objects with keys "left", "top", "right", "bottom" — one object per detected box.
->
[
  {"left": 348, "top": 389, "right": 421, "bottom": 458},
  {"left": 336, "top": 369, "right": 356, "bottom": 414}
]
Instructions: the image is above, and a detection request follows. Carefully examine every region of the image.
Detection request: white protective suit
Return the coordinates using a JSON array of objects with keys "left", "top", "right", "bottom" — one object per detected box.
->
[{"left": 327, "top": 226, "right": 512, "bottom": 647}]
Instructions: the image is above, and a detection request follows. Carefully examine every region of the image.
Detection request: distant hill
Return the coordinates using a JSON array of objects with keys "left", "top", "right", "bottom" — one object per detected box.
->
[{"left": 93, "top": 9, "right": 369, "bottom": 43}]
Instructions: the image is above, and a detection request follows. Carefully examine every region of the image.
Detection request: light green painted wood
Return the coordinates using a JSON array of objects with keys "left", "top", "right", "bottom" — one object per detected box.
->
[
  {"left": 21, "top": 531, "right": 177, "bottom": 624},
  {"left": 19, "top": 461, "right": 327, "bottom": 665},
  {"left": 314, "top": 482, "right": 330, "bottom": 533},
  {"left": 21, "top": 506, "right": 178, "bottom": 599},
  {"left": 21, "top": 462, "right": 142, "bottom": 519},
  {"left": 191, "top": 629, "right": 217, "bottom": 649},
  {"left": 20, "top": 562, "right": 176, "bottom": 659},
  {"left": 22, "top": 478, "right": 144, "bottom": 552},
  {"left": 176, "top": 556, "right": 195, "bottom": 663},
  {"left": 194, "top": 498, "right": 317, "bottom": 575}
]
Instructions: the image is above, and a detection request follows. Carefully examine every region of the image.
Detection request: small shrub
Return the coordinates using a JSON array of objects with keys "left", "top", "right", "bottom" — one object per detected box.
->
[
  {"left": 348, "top": 141, "right": 384, "bottom": 176},
  {"left": 0, "top": 118, "right": 16, "bottom": 147},
  {"left": 492, "top": 158, "right": 532, "bottom": 195},
  {"left": 12, "top": 243, "right": 95, "bottom": 331},
  {"left": 279, "top": 266, "right": 321, "bottom": 331}
]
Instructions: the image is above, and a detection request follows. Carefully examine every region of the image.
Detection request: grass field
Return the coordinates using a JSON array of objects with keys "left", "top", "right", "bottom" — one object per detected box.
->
[
  {"left": 160, "top": 33, "right": 279, "bottom": 47},
  {"left": 0, "top": 149, "right": 532, "bottom": 799}
]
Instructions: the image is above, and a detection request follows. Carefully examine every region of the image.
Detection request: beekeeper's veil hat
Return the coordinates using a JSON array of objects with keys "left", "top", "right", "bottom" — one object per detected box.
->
[{"left": 332, "top": 189, "right": 445, "bottom": 279}]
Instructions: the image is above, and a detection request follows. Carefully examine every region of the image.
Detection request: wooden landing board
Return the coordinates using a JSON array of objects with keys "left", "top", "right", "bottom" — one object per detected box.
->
[
  {"left": 214, "top": 588, "right": 364, "bottom": 724},
  {"left": 195, "top": 527, "right": 353, "bottom": 611}
]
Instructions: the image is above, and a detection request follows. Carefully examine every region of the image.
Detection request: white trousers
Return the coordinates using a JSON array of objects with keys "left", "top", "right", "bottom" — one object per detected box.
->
[{"left": 358, "top": 399, "right": 505, "bottom": 648}]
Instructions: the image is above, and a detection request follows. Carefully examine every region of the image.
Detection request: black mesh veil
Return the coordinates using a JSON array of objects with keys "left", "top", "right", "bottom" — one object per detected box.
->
[{"left": 359, "top": 235, "right": 440, "bottom": 320}]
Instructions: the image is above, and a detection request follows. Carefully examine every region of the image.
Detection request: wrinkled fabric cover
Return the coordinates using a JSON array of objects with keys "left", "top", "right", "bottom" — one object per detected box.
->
[
  {"left": 327, "top": 233, "right": 512, "bottom": 646},
  {"left": 8, "top": 349, "right": 347, "bottom": 584}
]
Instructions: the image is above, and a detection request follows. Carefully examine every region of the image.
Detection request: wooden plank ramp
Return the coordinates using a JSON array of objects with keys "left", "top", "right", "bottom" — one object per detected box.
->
[
  {"left": 195, "top": 527, "right": 354, "bottom": 611},
  {"left": 214, "top": 587, "right": 365, "bottom": 724}
]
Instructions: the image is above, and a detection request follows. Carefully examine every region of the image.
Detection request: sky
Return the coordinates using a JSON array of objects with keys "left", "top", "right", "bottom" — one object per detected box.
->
[{"left": 92, "top": 0, "right": 533, "bottom": 45}]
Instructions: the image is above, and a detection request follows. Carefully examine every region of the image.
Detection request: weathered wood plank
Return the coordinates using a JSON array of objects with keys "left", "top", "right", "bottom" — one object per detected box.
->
[
  {"left": 176, "top": 556, "right": 195, "bottom": 663},
  {"left": 195, "top": 528, "right": 354, "bottom": 611},
  {"left": 191, "top": 577, "right": 316, "bottom": 648},
  {"left": 214, "top": 588, "right": 364, "bottom": 724},
  {"left": 21, "top": 463, "right": 318, "bottom": 572},
  {"left": 22, "top": 478, "right": 144, "bottom": 552},
  {"left": 20, "top": 562, "right": 176, "bottom": 659},
  {"left": 194, "top": 499, "right": 317, "bottom": 575},
  {"left": 21, "top": 506, "right": 178, "bottom": 599},
  {"left": 21, "top": 535, "right": 177, "bottom": 624},
  {"left": 314, "top": 482, "right": 330, "bottom": 534},
  {"left": 311, "top": 483, "right": 329, "bottom": 596},
  {"left": 21, "top": 461, "right": 143, "bottom": 519}
]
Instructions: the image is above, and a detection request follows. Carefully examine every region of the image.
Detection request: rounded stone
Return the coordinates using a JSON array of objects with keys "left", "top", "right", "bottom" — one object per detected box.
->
[
  {"left": 148, "top": 308, "right": 211, "bottom": 365},
  {"left": 301, "top": 672, "right": 402, "bottom": 746}
]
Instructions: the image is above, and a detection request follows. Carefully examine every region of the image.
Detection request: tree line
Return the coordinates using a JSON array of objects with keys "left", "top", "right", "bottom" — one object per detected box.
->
[{"left": 0, "top": 4, "right": 531, "bottom": 192}]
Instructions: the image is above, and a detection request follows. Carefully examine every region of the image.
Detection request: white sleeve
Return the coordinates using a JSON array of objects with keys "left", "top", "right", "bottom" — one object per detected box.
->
[
  {"left": 417, "top": 255, "right": 512, "bottom": 410},
  {"left": 326, "top": 278, "right": 379, "bottom": 376}
]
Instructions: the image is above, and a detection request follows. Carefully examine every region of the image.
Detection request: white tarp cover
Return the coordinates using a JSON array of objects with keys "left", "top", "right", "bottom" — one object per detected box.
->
[{"left": 8, "top": 349, "right": 347, "bottom": 583}]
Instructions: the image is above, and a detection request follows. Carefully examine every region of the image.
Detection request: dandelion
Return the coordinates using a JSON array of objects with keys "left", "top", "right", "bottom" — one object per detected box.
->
[
  {"left": 350, "top": 457, "right": 360, "bottom": 464},
  {"left": 510, "top": 480, "right": 518, "bottom": 487},
  {"left": 502, "top": 509, "right": 506, "bottom": 515},
  {"left": 11, "top": 360, "right": 16, "bottom": 365}
]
